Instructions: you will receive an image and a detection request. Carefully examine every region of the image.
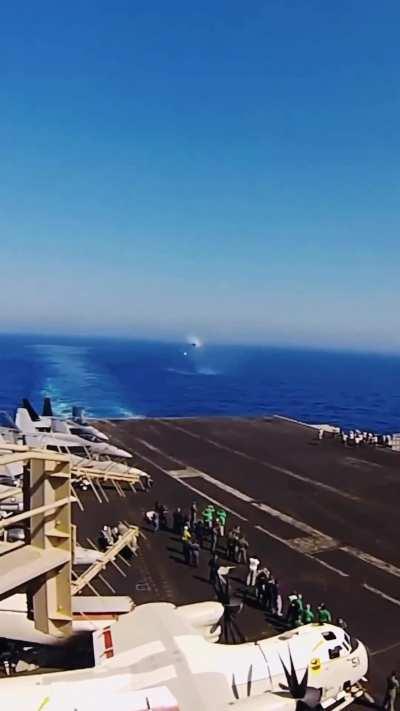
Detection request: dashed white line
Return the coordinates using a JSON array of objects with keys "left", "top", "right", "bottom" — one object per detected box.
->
[
  {"left": 370, "top": 640, "right": 400, "bottom": 657},
  {"left": 254, "top": 526, "right": 349, "bottom": 577},
  {"left": 134, "top": 449, "right": 248, "bottom": 521},
  {"left": 363, "top": 583, "right": 400, "bottom": 608},
  {"left": 255, "top": 525, "right": 292, "bottom": 546},
  {"left": 341, "top": 547, "right": 400, "bottom": 580},
  {"left": 138, "top": 439, "right": 337, "bottom": 545},
  {"left": 253, "top": 501, "right": 335, "bottom": 542},
  {"left": 136, "top": 442, "right": 347, "bottom": 576},
  {"left": 307, "top": 557, "right": 349, "bottom": 578},
  {"left": 159, "top": 420, "right": 362, "bottom": 503},
  {"left": 135, "top": 438, "right": 399, "bottom": 585}
]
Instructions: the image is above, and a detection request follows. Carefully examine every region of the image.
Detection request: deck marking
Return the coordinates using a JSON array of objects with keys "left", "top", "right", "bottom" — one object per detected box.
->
[
  {"left": 168, "top": 461, "right": 336, "bottom": 549},
  {"left": 255, "top": 526, "right": 348, "bottom": 577},
  {"left": 343, "top": 457, "right": 382, "bottom": 470},
  {"left": 308, "top": 556, "right": 349, "bottom": 578},
  {"left": 341, "top": 547, "right": 400, "bottom": 580},
  {"left": 252, "top": 501, "right": 335, "bottom": 541},
  {"left": 135, "top": 449, "right": 248, "bottom": 521},
  {"left": 363, "top": 583, "right": 400, "bottom": 607},
  {"left": 286, "top": 535, "right": 339, "bottom": 555},
  {"left": 255, "top": 525, "right": 291, "bottom": 546},
  {"left": 136, "top": 439, "right": 400, "bottom": 584},
  {"left": 168, "top": 468, "right": 203, "bottom": 479},
  {"left": 370, "top": 640, "right": 400, "bottom": 657},
  {"left": 159, "top": 420, "right": 362, "bottom": 503}
]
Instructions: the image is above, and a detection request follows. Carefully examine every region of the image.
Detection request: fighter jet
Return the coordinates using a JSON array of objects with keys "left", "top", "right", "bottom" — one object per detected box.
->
[
  {"left": 188, "top": 335, "right": 203, "bottom": 349},
  {"left": 14, "top": 405, "right": 131, "bottom": 459},
  {"left": 0, "top": 410, "right": 149, "bottom": 493},
  {"left": 0, "top": 599, "right": 368, "bottom": 710},
  {"left": 21, "top": 398, "right": 109, "bottom": 441}
]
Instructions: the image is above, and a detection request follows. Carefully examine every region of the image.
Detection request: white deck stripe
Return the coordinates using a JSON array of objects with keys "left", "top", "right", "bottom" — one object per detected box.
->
[
  {"left": 160, "top": 421, "right": 362, "bottom": 502},
  {"left": 253, "top": 502, "right": 333, "bottom": 539},
  {"left": 370, "top": 640, "right": 400, "bottom": 657},
  {"left": 134, "top": 450, "right": 248, "bottom": 521},
  {"left": 342, "top": 547, "right": 400, "bottom": 580},
  {"left": 307, "top": 557, "right": 349, "bottom": 578},
  {"left": 254, "top": 524, "right": 288, "bottom": 546},
  {"left": 363, "top": 584, "right": 400, "bottom": 607},
  {"left": 137, "top": 438, "right": 337, "bottom": 542},
  {"left": 254, "top": 527, "right": 348, "bottom": 577},
  {"left": 135, "top": 439, "right": 400, "bottom": 583}
]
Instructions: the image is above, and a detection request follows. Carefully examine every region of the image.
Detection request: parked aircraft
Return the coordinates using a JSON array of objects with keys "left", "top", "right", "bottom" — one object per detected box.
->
[
  {"left": 20, "top": 399, "right": 109, "bottom": 441},
  {"left": 0, "top": 599, "right": 368, "bottom": 711},
  {"left": 13, "top": 406, "right": 131, "bottom": 459}
]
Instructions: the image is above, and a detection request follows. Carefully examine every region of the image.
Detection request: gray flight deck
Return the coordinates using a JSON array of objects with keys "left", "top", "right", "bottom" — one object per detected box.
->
[{"left": 74, "top": 416, "right": 400, "bottom": 697}]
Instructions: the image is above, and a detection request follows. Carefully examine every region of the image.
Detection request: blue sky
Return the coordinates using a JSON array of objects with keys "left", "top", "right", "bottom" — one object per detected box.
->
[{"left": 1, "top": 1, "right": 399, "bottom": 350}]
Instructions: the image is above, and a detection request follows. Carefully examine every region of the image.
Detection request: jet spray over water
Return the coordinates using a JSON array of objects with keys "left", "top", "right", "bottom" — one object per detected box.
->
[{"left": 183, "top": 335, "right": 203, "bottom": 356}]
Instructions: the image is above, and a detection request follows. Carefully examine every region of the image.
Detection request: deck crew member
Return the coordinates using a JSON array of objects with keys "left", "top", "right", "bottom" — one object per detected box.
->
[
  {"left": 210, "top": 523, "right": 219, "bottom": 554},
  {"left": 383, "top": 671, "right": 400, "bottom": 711},
  {"left": 216, "top": 508, "right": 227, "bottom": 536},
  {"left": 195, "top": 519, "right": 205, "bottom": 548},
  {"left": 203, "top": 505, "right": 213, "bottom": 530},
  {"left": 317, "top": 602, "right": 332, "bottom": 624},
  {"left": 302, "top": 603, "right": 315, "bottom": 624},
  {"left": 255, "top": 567, "right": 268, "bottom": 607},
  {"left": 182, "top": 525, "right": 191, "bottom": 564},
  {"left": 238, "top": 535, "right": 249, "bottom": 564},
  {"left": 190, "top": 501, "right": 198, "bottom": 526},
  {"left": 190, "top": 539, "right": 200, "bottom": 567},
  {"left": 208, "top": 553, "right": 219, "bottom": 585},
  {"left": 246, "top": 555, "right": 260, "bottom": 587}
]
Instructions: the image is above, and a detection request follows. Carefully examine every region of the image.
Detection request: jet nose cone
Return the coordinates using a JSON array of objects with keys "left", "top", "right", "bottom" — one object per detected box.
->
[
  {"left": 107, "top": 446, "right": 132, "bottom": 458},
  {"left": 358, "top": 640, "right": 369, "bottom": 678}
]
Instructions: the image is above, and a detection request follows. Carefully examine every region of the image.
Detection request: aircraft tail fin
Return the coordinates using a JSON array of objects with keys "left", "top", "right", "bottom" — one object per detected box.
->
[
  {"left": 15, "top": 408, "right": 38, "bottom": 434},
  {"left": 22, "top": 399, "right": 40, "bottom": 422},
  {"left": 72, "top": 406, "right": 85, "bottom": 423},
  {"left": 42, "top": 397, "right": 53, "bottom": 417}
]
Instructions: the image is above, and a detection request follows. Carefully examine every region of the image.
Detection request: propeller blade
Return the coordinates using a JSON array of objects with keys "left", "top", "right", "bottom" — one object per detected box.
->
[
  {"left": 247, "top": 664, "right": 253, "bottom": 696},
  {"left": 228, "top": 615, "right": 246, "bottom": 644},
  {"left": 210, "top": 613, "right": 224, "bottom": 635},
  {"left": 280, "top": 648, "right": 309, "bottom": 699},
  {"left": 231, "top": 673, "right": 240, "bottom": 700}
]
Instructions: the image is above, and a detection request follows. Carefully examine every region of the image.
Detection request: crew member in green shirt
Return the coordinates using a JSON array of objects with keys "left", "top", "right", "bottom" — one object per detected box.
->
[
  {"left": 302, "top": 603, "right": 315, "bottom": 624},
  {"left": 317, "top": 603, "right": 332, "bottom": 624}
]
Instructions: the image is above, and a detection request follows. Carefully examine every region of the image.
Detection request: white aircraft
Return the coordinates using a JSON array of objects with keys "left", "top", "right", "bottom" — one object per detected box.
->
[
  {"left": 71, "top": 457, "right": 150, "bottom": 487},
  {"left": 0, "top": 600, "right": 368, "bottom": 711},
  {"left": 0, "top": 593, "right": 131, "bottom": 647},
  {"left": 20, "top": 398, "right": 109, "bottom": 442},
  {"left": 13, "top": 407, "right": 132, "bottom": 459}
]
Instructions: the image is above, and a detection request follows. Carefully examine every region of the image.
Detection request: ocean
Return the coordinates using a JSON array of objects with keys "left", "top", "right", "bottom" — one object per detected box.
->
[{"left": 0, "top": 333, "right": 399, "bottom": 433}]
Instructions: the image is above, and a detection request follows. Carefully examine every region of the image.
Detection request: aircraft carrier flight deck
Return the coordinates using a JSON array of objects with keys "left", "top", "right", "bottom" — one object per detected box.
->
[{"left": 72, "top": 415, "right": 400, "bottom": 695}]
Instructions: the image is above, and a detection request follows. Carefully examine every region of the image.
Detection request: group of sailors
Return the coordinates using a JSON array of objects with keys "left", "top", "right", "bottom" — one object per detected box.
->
[
  {"left": 215, "top": 552, "right": 340, "bottom": 631},
  {"left": 146, "top": 501, "right": 346, "bottom": 631},
  {"left": 97, "top": 521, "right": 129, "bottom": 551},
  {"left": 339, "top": 429, "right": 392, "bottom": 447},
  {"left": 179, "top": 503, "right": 228, "bottom": 566}
]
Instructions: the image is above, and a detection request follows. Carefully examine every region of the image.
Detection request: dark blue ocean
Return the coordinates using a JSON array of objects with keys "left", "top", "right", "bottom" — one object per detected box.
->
[{"left": 0, "top": 333, "right": 399, "bottom": 433}]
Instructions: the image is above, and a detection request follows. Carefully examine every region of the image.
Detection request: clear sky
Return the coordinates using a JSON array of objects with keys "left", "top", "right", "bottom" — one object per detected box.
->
[{"left": 1, "top": 1, "right": 399, "bottom": 351}]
